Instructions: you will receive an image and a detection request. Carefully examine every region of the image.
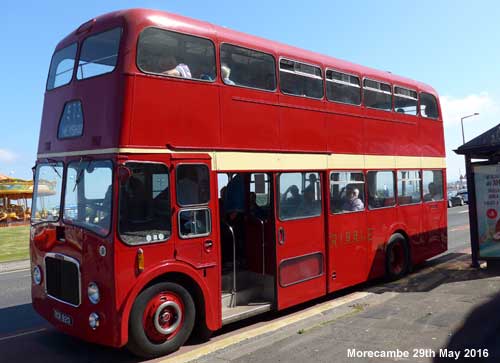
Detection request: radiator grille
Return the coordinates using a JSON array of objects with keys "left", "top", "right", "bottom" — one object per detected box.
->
[{"left": 45, "top": 255, "right": 80, "bottom": 306}]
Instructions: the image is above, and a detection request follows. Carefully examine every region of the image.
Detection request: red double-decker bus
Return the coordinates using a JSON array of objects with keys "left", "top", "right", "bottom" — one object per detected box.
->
[{"left": 30, "top": 8, "right": 446, "bottom": 358}]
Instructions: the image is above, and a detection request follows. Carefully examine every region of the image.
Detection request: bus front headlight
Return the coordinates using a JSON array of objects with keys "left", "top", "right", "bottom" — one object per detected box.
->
[
  {"left": 89, "top": 312, "right": 100, "bottom": 330},
  {"left": 33, "top": 265, "right": 42, "bottom": 285},
  {"left": 87, "top": 282, "right": 100, "bottom": 304}
]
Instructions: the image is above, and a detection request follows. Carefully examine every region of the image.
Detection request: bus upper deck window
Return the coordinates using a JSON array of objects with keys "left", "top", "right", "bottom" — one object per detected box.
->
[
  {"left": 326, "top": 70, "right": 361, "bottom": 105},
  {"left": 77, "top": 27, "right": 122, "bottom": 80},
  {"left": 363, "top": 79, "right": 392, "bottom": 111},
  {"left": 279, "top": 59, "right": 323, "bottom": 99},
  {"left": 394, "top": 87, "right": 418, "bottom": 115},
  {"left": 46, "top": 43, "right": 77, "bottom": 90},
  {"left": 137, "top": 27, "right": 216, "bottom": 82},
  {"left": 420, "top": 92, "right": 439, "bottom": 119},
  {"left": 220, "top": 44, "right": 276, "bottom": 91}
]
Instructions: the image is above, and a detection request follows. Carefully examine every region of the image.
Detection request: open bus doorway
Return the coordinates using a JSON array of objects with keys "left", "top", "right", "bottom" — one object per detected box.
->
[{"left": 217, "top": 172, "right": 276, "bottom": 324}]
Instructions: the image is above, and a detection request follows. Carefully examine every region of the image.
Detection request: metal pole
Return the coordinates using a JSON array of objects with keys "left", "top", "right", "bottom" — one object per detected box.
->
[
  {"left": 465, "top": 156, "right": 480, "bottom": 268},
  {"left": 461, "top": 117, "right": 466, "bottom": 145}
]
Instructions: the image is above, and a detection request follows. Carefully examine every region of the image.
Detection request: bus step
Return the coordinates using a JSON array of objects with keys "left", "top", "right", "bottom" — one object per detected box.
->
[
  {"left": 222, "top": 302, "right": 272, "bottom": 326},
  {"left": 221, "top": 292, "right": 235, "bottom": 308}
]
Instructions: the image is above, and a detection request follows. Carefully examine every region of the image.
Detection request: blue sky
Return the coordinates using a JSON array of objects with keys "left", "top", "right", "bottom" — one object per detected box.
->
[{"left": 2, "top": 0, "right": 499, "bottom": 181}]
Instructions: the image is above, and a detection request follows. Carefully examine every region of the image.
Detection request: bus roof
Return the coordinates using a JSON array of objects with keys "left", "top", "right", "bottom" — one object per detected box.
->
[{"left": 57, "top": 8, "right": 438, "bottom": 96}]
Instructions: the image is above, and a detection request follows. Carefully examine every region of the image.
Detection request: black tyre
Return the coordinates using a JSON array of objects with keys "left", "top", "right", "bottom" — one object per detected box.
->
[
  {"left": 127, "top": 282, "right": 195, "bottom": 358},
  {"left": 192, "top": 318, "right": 214, "bottom": 342},
  {"left": 385, "top": 233, "right": 410, "bottom": 280}
]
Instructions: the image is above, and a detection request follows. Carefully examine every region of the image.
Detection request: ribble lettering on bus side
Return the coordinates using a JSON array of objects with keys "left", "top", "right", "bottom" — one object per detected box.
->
[{"left": 330, "top": 228, "right": 374, "bottom": 247}]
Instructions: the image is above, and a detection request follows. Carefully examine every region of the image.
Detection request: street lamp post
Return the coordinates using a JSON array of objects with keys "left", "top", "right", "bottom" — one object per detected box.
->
[{"left": 460, "top": 113, "right": 480, "bottom": 145}]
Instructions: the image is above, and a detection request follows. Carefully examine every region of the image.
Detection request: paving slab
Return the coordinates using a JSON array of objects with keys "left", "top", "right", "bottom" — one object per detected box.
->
[{"left": 179, "top": 254, "right": 500, "bottom": 363}]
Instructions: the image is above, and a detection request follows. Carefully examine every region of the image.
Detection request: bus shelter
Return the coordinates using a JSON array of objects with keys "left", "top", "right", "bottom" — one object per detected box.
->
[{"left": 455, "top": 123, "right": 500, "bottom": 267}]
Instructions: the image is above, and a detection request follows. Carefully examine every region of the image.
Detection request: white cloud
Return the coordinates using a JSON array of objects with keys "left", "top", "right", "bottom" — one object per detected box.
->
[
  {"left": 441, "top": 92, "right": 500, "bottom": 182},
  {"left": 441, "top": 92, "right": 497, "bottom": 127},
  {"left": 0, "top": 149, "right": 16, "bottom": 163}
]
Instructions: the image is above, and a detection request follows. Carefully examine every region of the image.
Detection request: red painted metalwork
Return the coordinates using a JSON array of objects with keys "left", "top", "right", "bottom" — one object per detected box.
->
[{"left": 30, "top": 8, "right": 447, "bottom": 352}]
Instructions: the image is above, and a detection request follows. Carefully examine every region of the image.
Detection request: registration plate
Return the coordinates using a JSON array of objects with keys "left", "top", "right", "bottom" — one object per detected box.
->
[{"left": 53, "top": 309, "right": 73, "bottom": 326}]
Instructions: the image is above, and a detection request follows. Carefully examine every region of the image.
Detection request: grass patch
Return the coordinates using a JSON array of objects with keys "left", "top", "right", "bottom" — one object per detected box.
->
[{"left": 0, "top": 225, "right": 30, "bottom": 263}]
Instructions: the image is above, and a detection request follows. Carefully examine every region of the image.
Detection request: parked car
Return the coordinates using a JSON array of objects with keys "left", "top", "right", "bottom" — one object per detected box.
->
[
  {"left": 456, "top": 190, "right": 469, "bottom": 204},
  {"left": 448, "top": 190, "right": 467, "bottom": 207}
]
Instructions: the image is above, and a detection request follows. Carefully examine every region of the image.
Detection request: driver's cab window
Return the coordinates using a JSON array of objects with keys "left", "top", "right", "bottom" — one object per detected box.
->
[{"left": 118, "top": 163, "right": 171, "bottom": 245}]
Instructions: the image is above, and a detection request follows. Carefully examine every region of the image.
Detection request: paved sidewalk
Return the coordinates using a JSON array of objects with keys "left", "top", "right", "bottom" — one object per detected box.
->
[
  {"left": 183, "top": 253, "right": 500, "bottom": 363},
  {"left": 0, "top": 260, "right": 30, "bottom": 273}
]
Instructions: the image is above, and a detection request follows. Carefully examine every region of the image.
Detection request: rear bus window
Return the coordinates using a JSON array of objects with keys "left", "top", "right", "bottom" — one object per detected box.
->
[
  {"left": 47, "top": 43, "right": 77, "bottom": 90},
  {"left": 220, "top": 44, "right": 276, "bottom": 90},
  {"left": 420, "top": 92, "right": 439, "bottom": 119},
  {"left": 423, "top": 170, "right": 444, "bottom": 202},
  {"left": 367, "top": 171, "right": 395, "bottom": 209},
  {"left": 363, "top": 79, "right": 392, "bottom": 111},
  {"left": 394, "top": 86, "right": 418, "bottom": 115},
  {"left": 77, "top": 27, "right": 122, "bottom": 80},
  {"left": 137, "top": 28, "right": 216, "bottom": 82},
  {"left": 280, "top": 59, "right": 323, "bottom": 99},
  {"left": 326, "top": 70, "right": 361, "bottom": 105}
]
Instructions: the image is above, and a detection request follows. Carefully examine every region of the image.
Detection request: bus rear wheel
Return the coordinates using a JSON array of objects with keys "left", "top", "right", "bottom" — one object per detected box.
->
[
  {"left": 385, "top": 233, "right": 410, "bottom": 280},
  {"left": 127, "top": 282, "right": 195, "bottom": 358}
]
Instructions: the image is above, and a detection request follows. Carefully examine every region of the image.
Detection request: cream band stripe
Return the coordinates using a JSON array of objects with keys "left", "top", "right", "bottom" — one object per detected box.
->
[{"left": 37, "top": 148, "right": 446, "bottom": 170}]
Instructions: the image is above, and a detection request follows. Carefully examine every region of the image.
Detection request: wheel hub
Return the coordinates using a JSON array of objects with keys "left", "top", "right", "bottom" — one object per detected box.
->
[{"left": 143, "top": 292, "right": 185, "bottom": 343}]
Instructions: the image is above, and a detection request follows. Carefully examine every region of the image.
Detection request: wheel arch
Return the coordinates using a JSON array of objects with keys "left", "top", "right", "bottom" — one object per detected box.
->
[{"left": 119, "top": 263, "right": 219, "bottom": 346}]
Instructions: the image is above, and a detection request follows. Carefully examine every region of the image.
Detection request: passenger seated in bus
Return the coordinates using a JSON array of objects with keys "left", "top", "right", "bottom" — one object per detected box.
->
[
  {"left": 297, "top": 185, "right": 320, "bottom": 216},
  {"left": 161, "top": 55, "right": 192, "bottom": 78},
  {"left": 281, "top": 185, "right": 301, "bottom": 207},
  {"left": 221, "top": 63, "right": 235, "bottom": 85},
  {"left": 341, "top": 185, "right": 364, "bottom": 212},
  {"left": 396, "top": 108, "right": 405, "bottom": 114},
  {"left": 424, "top": 182, "right": 441, "bottom": 201}
]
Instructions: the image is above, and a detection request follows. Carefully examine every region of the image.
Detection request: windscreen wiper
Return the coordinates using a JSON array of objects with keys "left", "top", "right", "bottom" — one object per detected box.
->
[
  {"left": 43, "top": 158, "right": 62, "bottom": 178},
  {"left": 73, "top": 157, "right": 93, "bottom": 192}
]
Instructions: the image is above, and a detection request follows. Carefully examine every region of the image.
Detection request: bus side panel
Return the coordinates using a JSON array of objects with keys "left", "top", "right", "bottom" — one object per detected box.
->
[
  {"left": 220, "top": 86, "right": 280, "bottom": 150},
  {"left": 130, "top": 76, "right": 221, "bottom": 149},
  {"left": 327, "top": 212, "right": 369, "bottom": 292},
  {"left": 325, "top": 105, "right": 364, "bottom": 154},
  {"left": 366, "top": 208, "right": 397, "bottom": 279},
  {"left": 363, "top": 110, "right": 396, "bottom": 156},
  {"left": 278, "top": 95, "right": 327, "bottom": 152},
  {"left": 419, "top": 118, "right": 445, "bottom": 157},
  {"left": 397, "top": 204, "right": 426, "bottom": 264},
  {"left": 392, "top": 117, "right": 419, "bottom": 156}
]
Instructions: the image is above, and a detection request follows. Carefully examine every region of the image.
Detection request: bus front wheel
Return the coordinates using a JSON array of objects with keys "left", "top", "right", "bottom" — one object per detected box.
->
[
  {"left": 127, "top": 282, "right": 195, "bottom": 358},
  {"left": 385, "top": 233, "right": 410, "bottom": 280}
]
